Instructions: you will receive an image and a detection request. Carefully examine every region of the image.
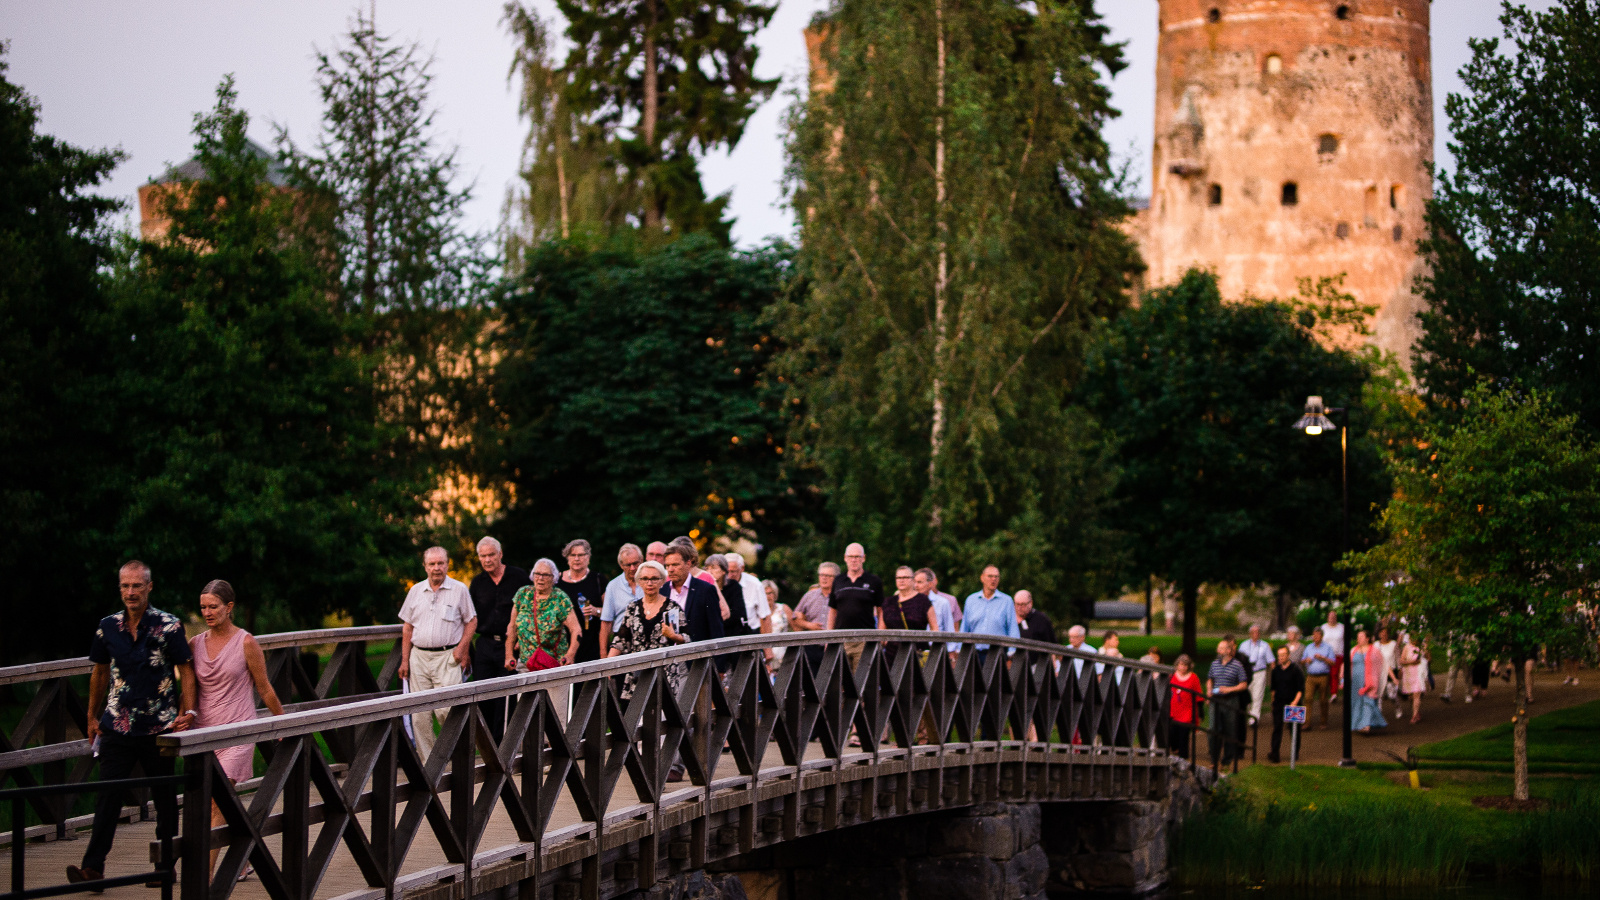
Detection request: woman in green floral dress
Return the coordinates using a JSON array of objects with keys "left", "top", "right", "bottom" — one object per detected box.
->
[{"left": 505, "top": 558, "right": 584, "bottom": 725}]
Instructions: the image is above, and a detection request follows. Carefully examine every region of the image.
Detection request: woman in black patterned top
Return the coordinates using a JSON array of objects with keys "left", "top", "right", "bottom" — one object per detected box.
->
[{"left": 606, "top": 560, "right": 688, "bottom": 700}]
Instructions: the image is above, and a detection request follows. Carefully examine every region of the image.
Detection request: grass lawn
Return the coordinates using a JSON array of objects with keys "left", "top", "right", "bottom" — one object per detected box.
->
[
  {"left": 1176, "top": 763, "right": 1600, "bottom": 886},
  {"left": 1416, "top": 698, "right": 1600, "bottom": 771}
]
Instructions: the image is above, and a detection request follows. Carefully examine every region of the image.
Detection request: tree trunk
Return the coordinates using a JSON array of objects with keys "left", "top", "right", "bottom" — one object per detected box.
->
[
  {"left": 1181, "top": 582, "right": 1198, "bottom": 658},
  {"left": 641, "top": 0, "right": 661, "bottom": 229},
  {"left": 1512, "top": 656, "right": 1530, "bottom": 800},
  {"left": 927, "top": 0, "right": 948, "bottom": 531}
]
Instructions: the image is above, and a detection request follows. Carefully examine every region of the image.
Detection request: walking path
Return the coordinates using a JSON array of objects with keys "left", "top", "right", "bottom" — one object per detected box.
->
[{"left": 1249, "top": 669, "right": 1600, "bottom": 768}]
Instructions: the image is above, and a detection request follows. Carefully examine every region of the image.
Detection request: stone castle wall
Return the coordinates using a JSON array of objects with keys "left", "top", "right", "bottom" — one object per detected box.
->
[{"left": 1137, "top": 0, "right": 1434, "bottom": 360}]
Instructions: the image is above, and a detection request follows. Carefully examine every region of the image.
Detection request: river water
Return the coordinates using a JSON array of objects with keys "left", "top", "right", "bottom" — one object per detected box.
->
[{"left": 1158, "top": 885, "right": 1589, "bottom": 900}]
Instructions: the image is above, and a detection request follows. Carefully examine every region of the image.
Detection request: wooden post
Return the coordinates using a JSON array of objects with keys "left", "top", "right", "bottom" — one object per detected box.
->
[{"left": 180, "top": 753, "right": 213, "bottom": 900}]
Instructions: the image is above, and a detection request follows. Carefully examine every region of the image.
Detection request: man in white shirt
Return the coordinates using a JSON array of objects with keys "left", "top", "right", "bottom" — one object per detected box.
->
[
  {"left": 1237, "top": 624, "right": 1276, "bottom": 723},
  {"left": 1322, "top": 610, "right": 1346, "bottom": 697},
  {"left": 1065, "top": 624, "right": 1101, "bottom": 677},
  {"left": 599, "top": 543, "right": 645, "bottom": 655},
  {"left": 726, "top": 554, "right": 772, "bottom": 634},
  {"left": 398, "top": 546, "right": 476, "bottom": 762}
]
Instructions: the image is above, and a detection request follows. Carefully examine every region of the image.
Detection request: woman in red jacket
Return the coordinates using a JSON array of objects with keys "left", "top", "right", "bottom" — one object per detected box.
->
[{"left": 1168, "top": 654, "right": 1203, "bottom": 759}]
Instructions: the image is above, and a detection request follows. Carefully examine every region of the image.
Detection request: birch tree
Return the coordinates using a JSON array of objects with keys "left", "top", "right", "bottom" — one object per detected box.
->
[{"left": 780, "top": 0, "right": 1140, "bottom": 609}]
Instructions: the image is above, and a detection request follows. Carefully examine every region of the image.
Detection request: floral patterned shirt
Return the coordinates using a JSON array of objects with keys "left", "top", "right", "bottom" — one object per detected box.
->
[{"left": 89, "top": 606, "right": 193, "bottom": 736}]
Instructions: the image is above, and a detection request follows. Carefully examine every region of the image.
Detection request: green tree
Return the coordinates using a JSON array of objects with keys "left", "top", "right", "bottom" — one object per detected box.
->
[
  {"left": 1414, "top": 0, "right": 1600, "bottom": 433},
  {"left": 0, "top": 50, "right": 128, "bottom": 662},
  {"left": 1339, "top": 384, "right": 1600, "bottom": 799},
  {"left": 779, "top": 0, "right": 1139, "bottom": 613},
  {"left": 503, "top": 3, "right": 631, "bottom": 254},
  {"left": 279, "top": 12, "right": 495, "bottom": 523},
  {"left": 1080, "top": 270, "right": 1387, "bottom": 655},
  {"left": 488, "top": 235, "right": 799, "bottom": 561},
  {"left": 112, "top": 79, "right": 422, "bottom": 629},
  {"left": 504, "top": 0, "right": 777, "bottom": 242}
]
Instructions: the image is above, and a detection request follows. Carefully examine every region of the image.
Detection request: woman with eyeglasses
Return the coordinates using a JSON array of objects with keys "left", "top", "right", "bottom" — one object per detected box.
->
[
  {"left": 606, "top": 560, "right": 688, "bottom": 700},
  {"left": 506, "top": 558, "right": 584, "bottom": 724}
]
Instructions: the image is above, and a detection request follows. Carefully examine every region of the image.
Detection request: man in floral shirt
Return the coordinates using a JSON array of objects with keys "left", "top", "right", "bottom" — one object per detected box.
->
[{"left": 67, "top": 561, "right": 197, "bottom": 888}]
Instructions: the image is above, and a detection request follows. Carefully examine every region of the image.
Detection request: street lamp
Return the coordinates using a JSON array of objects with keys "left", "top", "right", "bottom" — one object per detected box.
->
[{"left": 1295, "top": 395, "right": 1356, "bottom": 768}]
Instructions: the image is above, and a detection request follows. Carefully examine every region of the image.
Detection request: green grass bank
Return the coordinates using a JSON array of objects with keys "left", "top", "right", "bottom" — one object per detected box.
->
[{"left": 1172, "top": 764, "right": 1600, "bottom": 887}]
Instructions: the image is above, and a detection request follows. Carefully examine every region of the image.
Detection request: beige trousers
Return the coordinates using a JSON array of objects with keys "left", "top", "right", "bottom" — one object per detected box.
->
[{"left": 409, "top": 647, "right": 463, "bottom": 763}]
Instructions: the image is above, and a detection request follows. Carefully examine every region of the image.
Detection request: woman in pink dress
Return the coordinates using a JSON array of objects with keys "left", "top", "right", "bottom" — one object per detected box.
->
[{"left": 191, "top": 580, "right": 284, "bottom": 875}]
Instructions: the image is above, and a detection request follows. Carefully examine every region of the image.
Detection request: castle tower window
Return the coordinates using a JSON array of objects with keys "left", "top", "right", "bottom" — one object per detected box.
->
[
  {"left": 1319, "top": 134, "right": 1339, "bottom": 154},
  {"left": 1390, "top": 184, "right": 1404, "bottom": 210},
  {"left": 1265, "top": 54, "right": 1283, "bottom": 75},
  {"left": 1281, "top": 182, "right": 1299, "bottom": 206},
  {"left": 1364, "top": 186, "right": 1379, "bottom": 226},
  {"left": 1208, "top": 183, "right": 1223, "bottom": 206},
  {"left": 1335, "top": 5, "right": 1351, "bottom": 20},
  {"left": 1208, "top": 8, "right": 1221, "bottom": 24},
  {"left": 1393, "top": 225, "right": 1404, "bottom": 242},
  {"left": 1336, "top": 222, "right": 1351, "bottom": 239}
]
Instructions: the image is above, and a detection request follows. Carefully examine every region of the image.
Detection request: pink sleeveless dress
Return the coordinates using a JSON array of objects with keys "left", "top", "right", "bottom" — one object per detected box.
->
[{"left": 191, "top": 629, "right": 259, "bottom": 781}]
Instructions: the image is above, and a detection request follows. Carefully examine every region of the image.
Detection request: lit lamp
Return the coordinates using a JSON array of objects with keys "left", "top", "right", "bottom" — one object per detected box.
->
[
  {"left": 1294, "top": 394, "right": 1354, "bottom": 767},
  {"left": 1293, "top": 395, "right": 1336, "bottom": 436}
]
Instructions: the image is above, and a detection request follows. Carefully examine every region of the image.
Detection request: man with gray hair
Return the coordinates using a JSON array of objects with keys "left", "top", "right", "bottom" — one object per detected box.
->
[
  {"left": 400, "top": 547, "right": 477, "bottom": 762},
  {"left": 469, "top": 537, "right": 528, "bottom": 743},
  {"left": 600, "top": 543, "right": 645, "bottom": 656}
]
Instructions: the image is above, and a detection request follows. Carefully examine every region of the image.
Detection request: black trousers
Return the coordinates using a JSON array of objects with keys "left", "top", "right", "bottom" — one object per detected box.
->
[
  {"left": 1208, "top": 695, "right": 1247, "bottom": 765},
  {"left": 82, "top": 732, "right": 177, "bottom": 873},
  {"left": 1269, "top": 703, "right": 1301, "bottom": 761},
  {"left": 1169, "top": 721, "right": 1194, "bottom": 759},
  {"left": 473, "top": 637, "right": 513, "bottom": 744}
]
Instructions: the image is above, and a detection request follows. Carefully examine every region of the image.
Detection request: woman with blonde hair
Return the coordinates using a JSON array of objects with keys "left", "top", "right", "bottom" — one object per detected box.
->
[{"left": 190, "top": 580, "right": 285, "bottom": 878}]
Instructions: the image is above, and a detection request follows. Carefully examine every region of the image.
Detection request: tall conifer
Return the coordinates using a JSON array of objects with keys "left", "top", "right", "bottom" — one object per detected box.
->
[{"left": 780, "top": 0, "right": 1140, "bottom": 610}]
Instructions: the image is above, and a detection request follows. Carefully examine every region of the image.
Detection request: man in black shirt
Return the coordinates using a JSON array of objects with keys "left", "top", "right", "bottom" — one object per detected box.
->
[
  {"left": 827, "top": 542, "right": 884, "bottom": 675},
  {"left": 469, "top": 537, "right": 530, "bottom": 743},
  {"left": 1268, "top": 645, "right": 1306, "bottom": 763},
  {"left": 1014, "top": 590, "right": 1057, "bottom": 645}
]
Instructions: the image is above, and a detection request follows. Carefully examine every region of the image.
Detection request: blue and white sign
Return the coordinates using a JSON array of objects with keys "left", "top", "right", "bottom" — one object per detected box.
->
[{"left": 1283, "top": 705, "right": 1307, "bottom": 724}]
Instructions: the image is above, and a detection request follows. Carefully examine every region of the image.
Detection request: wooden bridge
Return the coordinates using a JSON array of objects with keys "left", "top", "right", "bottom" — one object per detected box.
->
[{"left": 2, "top": 630, "right": 1181, "bottom": 900}]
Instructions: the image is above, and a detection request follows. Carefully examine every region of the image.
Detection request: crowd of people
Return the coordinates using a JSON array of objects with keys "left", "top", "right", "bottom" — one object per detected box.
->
[{"left": 69, "top": 542, "right": 1561, "bottom": 889}]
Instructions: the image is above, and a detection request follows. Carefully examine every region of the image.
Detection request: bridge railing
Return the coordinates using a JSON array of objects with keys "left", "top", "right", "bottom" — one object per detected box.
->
[
  {"left": 148, "top": 631, "right": 1174, "bottom": 900},
  {"left": 0, "top": 626, "right": 403, "bottom": 845}
]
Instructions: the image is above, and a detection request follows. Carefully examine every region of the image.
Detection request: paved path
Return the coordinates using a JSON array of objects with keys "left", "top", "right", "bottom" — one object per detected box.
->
[{"left": 1243, "top": 669, "right": 1600, "bottom": 768}]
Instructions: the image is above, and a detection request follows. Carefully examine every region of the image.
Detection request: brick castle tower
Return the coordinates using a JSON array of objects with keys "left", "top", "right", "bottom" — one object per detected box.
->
[{"left": 1133, "top": 0, "right": 1434, "bottom": 359}]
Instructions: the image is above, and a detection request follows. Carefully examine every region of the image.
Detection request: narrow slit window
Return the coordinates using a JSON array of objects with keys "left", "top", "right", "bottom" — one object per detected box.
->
[
  {"left": 1208, "top": 8, "right": 1221, "bottom": 23},
  {"left": 1336, "top": 222, "right": 1351, "bottom": 239},
  {"left": 1390, "top": 184, "right": 1404, "bottom": 210},
  {"left": 1319, "top": 134, "right": 1339, "bottom": 154},
  {"left": 1281, "top": 182, "right": 1299, "bottom": 206},
  {"left": 1335, "top": 5, "right": 1350, "bottom": 20},
  {"left": 1265, "top": 54, "right": 1283, "bottom": 75},
  {"left": 1208, "top": 183, "right": 1223, "bottom": 206}
]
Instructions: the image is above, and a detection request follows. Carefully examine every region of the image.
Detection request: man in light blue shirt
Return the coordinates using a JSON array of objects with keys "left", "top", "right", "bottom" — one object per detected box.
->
[
  {"left": 915, "top": 569, "right": 956, "bottom": 655},
  {"left": 1302, "top": 627, "right": 1337, "bottom": 729},
  {"left": 598, "top": 543, "right": 645, "bottom": 656},
  {"left": 959, "top": 565, "right": 1018, "bottom": 653}
]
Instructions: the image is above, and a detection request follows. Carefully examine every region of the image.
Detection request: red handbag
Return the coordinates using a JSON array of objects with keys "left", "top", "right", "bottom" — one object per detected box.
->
[{"left": 523, "top": 600, "right": 562, "bottom": 672}]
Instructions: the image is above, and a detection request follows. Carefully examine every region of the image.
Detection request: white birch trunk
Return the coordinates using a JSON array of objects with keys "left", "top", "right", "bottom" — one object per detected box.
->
[{"left": 928, "top": 0, "right": 949, "bottom": 531}]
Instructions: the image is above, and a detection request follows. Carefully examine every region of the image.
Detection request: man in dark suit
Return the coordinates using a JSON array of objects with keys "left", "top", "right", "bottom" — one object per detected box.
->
[
  {"left": 663, "top": 545, "right": 724, "bottom": 781},
  {"left": 663, "top": 546, "right": 725, "bottom": 646}
]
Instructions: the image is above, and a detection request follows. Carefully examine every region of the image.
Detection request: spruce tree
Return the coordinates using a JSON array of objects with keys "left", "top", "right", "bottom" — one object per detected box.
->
[
  {"left": 280, "top": 11, "right": 494, "bottom": 521},
  {"left": 780, "top": 0, "right": 1140, "bottom": 611},
  {"left": 113, "top": 79, "right": 421, "bottom": 629},
  {"left": 504, "top": 0, "right": 777, "bottom": 243}
]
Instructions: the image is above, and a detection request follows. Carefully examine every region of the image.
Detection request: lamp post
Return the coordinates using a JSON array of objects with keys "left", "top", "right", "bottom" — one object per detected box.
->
[{"left": 1294, "top": 395, "right": 1356, "bottom": 768}]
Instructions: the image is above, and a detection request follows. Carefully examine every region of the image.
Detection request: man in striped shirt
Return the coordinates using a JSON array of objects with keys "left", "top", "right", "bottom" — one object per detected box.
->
[{"left": 1206, "top": 637, "right": 1250, "bottom": 766}]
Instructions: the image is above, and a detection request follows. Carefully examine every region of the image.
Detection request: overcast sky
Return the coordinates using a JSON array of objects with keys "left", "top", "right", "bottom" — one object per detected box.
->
[{"left": 0, "top": 1, "right": 1558, "bottom": 249}]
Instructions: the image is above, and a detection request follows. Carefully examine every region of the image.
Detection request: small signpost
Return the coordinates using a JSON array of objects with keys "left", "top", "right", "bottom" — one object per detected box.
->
[{"left": 1283, "top": 705, "right": 1308, "bottom": 769}]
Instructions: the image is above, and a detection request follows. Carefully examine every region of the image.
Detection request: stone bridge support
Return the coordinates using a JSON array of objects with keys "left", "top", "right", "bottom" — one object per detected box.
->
[{"left": 688, "top": 761, "right": 1211, "bottom": 900}]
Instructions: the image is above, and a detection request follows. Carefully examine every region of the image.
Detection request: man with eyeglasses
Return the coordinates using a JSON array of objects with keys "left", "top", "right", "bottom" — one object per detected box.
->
[{"left": 600, "top": 543, "right": 646, "bottom": 656}]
